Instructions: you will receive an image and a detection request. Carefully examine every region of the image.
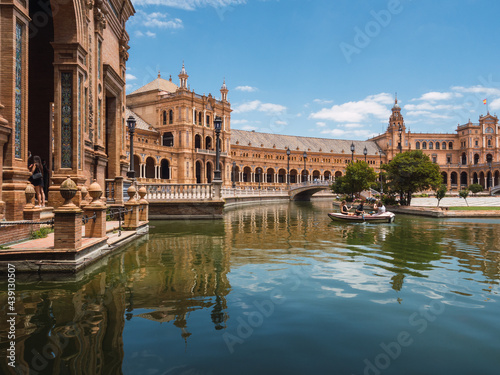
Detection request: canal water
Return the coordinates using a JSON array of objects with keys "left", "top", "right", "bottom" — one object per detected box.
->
[{"left": 1, "top": 200, "right": 499, "bottom": 375}]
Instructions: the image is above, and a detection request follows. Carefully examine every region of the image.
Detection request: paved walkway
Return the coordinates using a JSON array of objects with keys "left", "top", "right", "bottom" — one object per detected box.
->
[{"left": 411, "top": 196, "right": 500, "bottom": 207}]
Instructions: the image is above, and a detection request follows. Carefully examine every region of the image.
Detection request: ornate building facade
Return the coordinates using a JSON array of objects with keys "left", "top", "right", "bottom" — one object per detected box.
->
[
  {"left": 0, "top": 0, "right": 135, "bottom": 220},
  {"left": 126, "top": 76, "right": 500, "bottom": 193}
]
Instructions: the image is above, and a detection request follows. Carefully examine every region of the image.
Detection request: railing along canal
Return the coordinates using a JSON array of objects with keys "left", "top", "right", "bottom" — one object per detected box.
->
[{"left": 144, "top": 183, "right": 214, "bottom": 200}]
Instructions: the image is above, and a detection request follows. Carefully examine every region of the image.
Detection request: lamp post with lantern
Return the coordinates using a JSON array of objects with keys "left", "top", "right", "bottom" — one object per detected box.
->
[
  {"left": 303, "top": 151, "right": 307, "bottom": 183},
  {"left": 363, "top": 146, "right": 368, "bottom": 162},
  {"left": 286, "top": 147, "right": 291, "bottom": 187},
  {"left": 398, "top": 124, "right": 403, "bottom": 153},
  {"left": 126, "top": 115, "right": 136, "bottom": 179},
  {"left": 213, "top": 116, "right": 222, "bottom": 181}
]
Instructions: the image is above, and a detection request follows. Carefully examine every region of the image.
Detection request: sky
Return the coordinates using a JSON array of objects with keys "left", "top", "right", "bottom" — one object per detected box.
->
[{"left": 125, "top": 0, "right": 500, "bottom": 140}]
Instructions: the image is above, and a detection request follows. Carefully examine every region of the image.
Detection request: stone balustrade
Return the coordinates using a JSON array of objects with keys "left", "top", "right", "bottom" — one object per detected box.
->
[{"left": 144, "top": 183, "right": 215, "bottom": 200}]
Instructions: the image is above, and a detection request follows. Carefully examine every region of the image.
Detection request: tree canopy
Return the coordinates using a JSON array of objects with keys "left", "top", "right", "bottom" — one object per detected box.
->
[
  {"left": 331, "top": 161, "right": 378, "bottom": 197},
  {"left": 383, "top": 150, "right": 442, "bottom": 206}
]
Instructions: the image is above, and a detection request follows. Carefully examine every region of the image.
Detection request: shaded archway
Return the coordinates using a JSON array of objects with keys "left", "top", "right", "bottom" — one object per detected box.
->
[
  {"left": 441, "top": 172, "right": 447, "bottom": 184},
  {"left": 206, "top": 162, "right": 213, "bottom": 183},
  {"left": 473, "top": 172, "right": 478, "bottom": 184},
  {"left": 474, "top": 154, "right": 479, "bottom": 165},
  {"left": 278, "top": 168, "right": 286, "bottom": 184},
  {"left": 196, "top": 161, "right": 202, "bottom": 183},
  {"left": 335, "top": 171, "right": 343, "bottom": 178},
  {"left": 160, "top": 159, "right": 170, "bottom": 179},
  {"left": 206, "top": 136, "right": 212, "bottom": 150},
  {"left": 243, "top": 166, "right": 251, "bottom": 183},
  {"left": 195, "top": 134, "right": 202, "bottom": 149},
  {"left": 266, "top": 168, "right": 275, "bottom": 183},
  {"left": 163, "top": 132, "right": 174, "bottom": 147},
  {"left": 450, "top": 171, "right": 457, "bottom": 185},
  {"left": 133, "top": 155, "right": 141, "bottom": 178},
  {"left": 145, "top": 157, "right": 155, "bottom": 179},
  {"left": 324, "top": 170, "right": 332, "bottom": 181},
  {"left": 479, "top": 171, "right": 485, "bottom": 188},
  {"left": 290, "top": 169, "right": 298, "bottom": 184},
  {"left": 460, "top": 172, "right": 468, "bottom": 187},
  {"left": 495, "top": 171, "right": 499, "bottom": 186},
  {"left": 312, "top": 170, "right": 320, "bottom": 181},
  {"left": 461, "top": 152, "right": 467, "bottom": 165}
]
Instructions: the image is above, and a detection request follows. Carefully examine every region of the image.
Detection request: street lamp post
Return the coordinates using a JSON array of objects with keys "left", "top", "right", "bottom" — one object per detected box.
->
[
  {"left": 303, "top": 151, "right": 307, "bottom": 183},
  {"left": 232, "top": 161, "right": 236, "bottom": 188},
  {"left": 378, "top": 148, "right": 383, "bottom": 194},
  {"left": 126, "top": 116, "right": 136, "bottom": 179},
  {"left": 214, "top": 116, "right": 222, "bottom": 181},
  {"left": 363, "top": 146, "right": 368, "bottom": 162},
  {"left": 458, "top": 163, "right": 461, "bottom": 190},
  {"left": 398, "top": 124, "right": 403, "bottom": 153},
  {"left": 257, "top": 167, "right": 262, "bottom": 189},
  {"left": 286, "top": 147, "right": 291, "bottom": 187},
  {"left": 350, "top": 142, "right": 355, "bottom": 163}
]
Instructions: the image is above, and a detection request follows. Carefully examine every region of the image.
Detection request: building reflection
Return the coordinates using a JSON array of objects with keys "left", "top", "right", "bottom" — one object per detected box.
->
[{"left": 1, "top": 202, "right": 500, "bottom": 373}]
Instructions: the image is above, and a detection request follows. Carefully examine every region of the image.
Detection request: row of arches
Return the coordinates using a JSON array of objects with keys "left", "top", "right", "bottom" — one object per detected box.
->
[
  {"left": 160, "top": 133, "right": 218, "bottom": 150},
  {"left": 460, "top": 153, "right": 493, "bottom": 165},
  {"left": 416, "top": 141, "right": 453, "bottom": 150},
  {"left": 441, "top": 170, "right": 500, "bottom": 188}
]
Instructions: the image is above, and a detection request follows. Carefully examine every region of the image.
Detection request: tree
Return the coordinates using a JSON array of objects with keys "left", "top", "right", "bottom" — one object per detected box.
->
[
  {"left": 459, "top": 189, "right": 470, "bottom": 207},
  {"left": 435, "top": 184, "right": 447, "bottom": 207},
  {"left": 330, "top": 161, "right": 378, "bottom": 198},
  {"left": 383, "top": 150, "right": 442, "bottom": 206},
  {"left": 468, "top": 183, "right": 483, "bottom": 196}
]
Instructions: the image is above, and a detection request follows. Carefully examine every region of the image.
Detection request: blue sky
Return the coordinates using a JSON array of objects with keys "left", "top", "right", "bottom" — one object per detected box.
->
[{"left": 126, "top": 0, "right": 500, "bottom": 140}]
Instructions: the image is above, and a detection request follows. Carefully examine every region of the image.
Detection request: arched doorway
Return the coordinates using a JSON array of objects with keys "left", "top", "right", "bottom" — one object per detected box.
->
[
  {"left": 163, "top": 132, "right": 174, "bottom": 147},
  {"left": 312, "top": 170, "right": 320, "bottom": 181},
  {"left": 335, "top": 171, "right": 343, "bottom": 179},
  {"left": 450, "top": 172, "right": 457, "bottom": 185},
  {"left": 441, "top": 172, "right": 447, "bottom": 184},
  {"left": 461, "top": 153, "right": 467, "bottom": 165},
  {"left": 206, "top": 162, "right": 213, "bottom": 183},
  {"left": 479, "top": 171, "right": 485, "bottom": 188},
  {"left": 145, "top": 157, "right": 155, "bottom": 179},
  {"left": 460, "top": 172, "right": 468, "bottom": 187},
  {"left": 266, "top": 168, "right": 275, "bottom": 183},
  {"left": 473, "top": 172, "right": 478, "bottom": 184},
  {"left": 278, "top": 168, "right": 286, "bottom": 184},
  {"left": 324, "top": 171, "right": 332, "bottom": 181},
  {"left": 290, "top": 169, "right": 298, "bottom": 183},
  {"left": 196, "top": 161, "right": 202, "bottom": 183},
  {"left": 160, "top": 159, "right": 170, "bottom": 179},
  {"left": 195, "top": 134, "right": 202, "bottom": 149},
  {"left": 134, "top": 155, "right": 141, "bottom": 178},
  {"left": 474, "top": 154, "right": 479, "bottom": 165},
  {"left": 205, "top": 136, "right": 212, "bottom": 150}
]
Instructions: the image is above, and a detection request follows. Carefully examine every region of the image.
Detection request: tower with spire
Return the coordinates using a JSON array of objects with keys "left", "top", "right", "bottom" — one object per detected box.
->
[
  {"left": 178, "top": 62, "right": 188, "bottom": 90},
  {"left": 220, "top": 79, "right": 228, "bottom": 102}
]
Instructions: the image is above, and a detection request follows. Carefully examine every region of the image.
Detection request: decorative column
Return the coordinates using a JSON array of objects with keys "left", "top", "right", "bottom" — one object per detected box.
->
[
  {"left": 83, "top": 180, "right": 107, "bottom": 238},
  {"left": 53, "top": 176, "right": 83, "bottom": 250},
  {"left": 23, "top": 183, "right": 41, "bottom": 226},
  {"left": 123, "top": 185, "right": 140, "bottom": 230},
  {"left": 114, "top": 176, "right": 124, "bottom": 205},
  {"left": 138, "top": 186, "right": 149, "bottom": 222}
]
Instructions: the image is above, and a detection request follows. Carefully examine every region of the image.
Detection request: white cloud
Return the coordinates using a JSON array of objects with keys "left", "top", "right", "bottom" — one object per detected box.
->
[
  {"left": 235, "top": 85, "right": 257, "bottom": 92},
  {"left": 451, "top": 85, "right": 500, "bottom": 97},
  {"left": 404, "top": 103, "right": 460, "bottom": 112},
  {"left": 490, "top": 98, "right": 500, "bottom": 111},
  {"left": 313, "top": 99, "right": 334, "bottom": 105},
  {"left": 233, "top": 100, "right": 287, "bottom": 114},
  {"left": 320, "top": 128, "right": 377, "bottom": 139},
  {"left": 316, "top": 122, "right": 326, "bottom": 127},
  {"left": 126, "top": 73, "right": 137, "bottom": 81},
  {"left": 241, "top": 124, "right": 258, "bottom": 131},
  {"left": 231, "top": 119, "right": 248, "bottom": 124},
  {"left": 406, "top": 111, "right": 452, "bottom": 120},
  {"left": 275, "top": 120, "right": 287, "bottom": 125},
  {"left": 135, "top": 30, "right": 144, "bottom": 37},
  {"left": 145, "top": 31, "right": 157, "bottom": 37},
  {"left": 309, "top": 92, "right": 392, "bottom": 123},
  {"left": 132, "top": 0, "right": 246, "bottom": 10},
  {"left": 413, "top": 91, "right": 462, "bottom": 101}
]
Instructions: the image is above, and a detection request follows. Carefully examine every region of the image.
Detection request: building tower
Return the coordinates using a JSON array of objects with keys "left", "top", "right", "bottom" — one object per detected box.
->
[
  {"left": 387, "top": 95, "right": 406, "bottom": 156},
  {"left": 220, "top": 79, "right": 228, "bottom": 102},
  {"left": 179, "top": 62, "right": 189, "bottom": 90}
]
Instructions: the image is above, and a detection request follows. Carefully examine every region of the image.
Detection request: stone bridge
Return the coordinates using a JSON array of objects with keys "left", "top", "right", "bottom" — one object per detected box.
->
[
  {"left": 288, "top": 181, "right": 331, "bottom": 201},
  {"left": 491, "top": 184, "right": 500, "bottom": 195}
]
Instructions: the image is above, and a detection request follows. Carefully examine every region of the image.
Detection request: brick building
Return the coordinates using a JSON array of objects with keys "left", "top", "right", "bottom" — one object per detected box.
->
[
  {"left": 126, "top": 72, "right": 500, "bottom": 192},
  {"left": 0, "top": 0, "right": 135, "bottom": 220}
]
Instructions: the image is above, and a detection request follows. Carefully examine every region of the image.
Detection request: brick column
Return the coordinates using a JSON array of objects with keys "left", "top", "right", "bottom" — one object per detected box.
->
[
  {"left": 123, "top": 185, "right": 140, "bottom": 230},
  {"left": 53, "top": 177, "right": 82, "bottom": 251},
  {"left": 114, "top": 176, "right": 124, "bottom": 205}
]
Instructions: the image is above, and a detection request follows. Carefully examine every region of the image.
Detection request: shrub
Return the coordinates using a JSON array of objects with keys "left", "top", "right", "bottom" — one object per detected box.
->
[{"left": 30, "top": 227, "right": 53, "bottom": 240}]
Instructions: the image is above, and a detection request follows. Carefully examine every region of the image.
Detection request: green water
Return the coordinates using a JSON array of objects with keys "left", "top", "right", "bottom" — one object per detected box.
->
[{"left": 1, "top": 200, "right": 499, "bottom": 375}]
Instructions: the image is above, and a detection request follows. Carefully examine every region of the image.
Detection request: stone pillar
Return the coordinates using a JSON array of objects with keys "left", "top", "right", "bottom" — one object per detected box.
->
[
  {"left": 84, "top": 181, "right": 107, "bottom": 238},
  {"left": 114, "top": 176, "right": 124, "bottom": 205},
  {"left": 23, "top": 183, "right": 41, "bottom": 224},
  {"left": 123, "top": 185, "right": 140, "bottom": 230},
  {"left": 53, "top": 177, "right": 83, "bottom": 251},
  {"left": 138, "top": 186, "right": 149, "bottom": 222},
  {"left": 213, "top": 180, "right": 222, "bottom": 200},
  {"left": 80, "top": 186, "right": 89, "bottom": 208}
]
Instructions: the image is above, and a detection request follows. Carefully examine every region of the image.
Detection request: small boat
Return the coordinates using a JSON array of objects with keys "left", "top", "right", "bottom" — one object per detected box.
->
[{"left": 328, "top": 212, "right": 395, "bottom": 223}]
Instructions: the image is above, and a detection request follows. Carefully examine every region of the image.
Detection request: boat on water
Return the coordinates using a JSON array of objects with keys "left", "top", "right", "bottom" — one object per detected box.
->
[{"left": 328, "top": 212, "right": 395, "bottom": 223}]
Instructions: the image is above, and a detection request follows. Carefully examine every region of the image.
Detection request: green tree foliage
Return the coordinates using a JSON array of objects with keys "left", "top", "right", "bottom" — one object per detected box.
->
[
  {"left": 459, "top": 189, "right": 470, "bottom": 206},
  {"left": 383, "top": 150, "right": 442, "bottom": 206},
  {"left": 435, "top": 184, "right": 447, "bottom": 207},
  {"left": 468, "top": 183, "right": 483, "bottom": 196},
  {"left": 330, "top": 161, "right": 378, "bottom": 197}
]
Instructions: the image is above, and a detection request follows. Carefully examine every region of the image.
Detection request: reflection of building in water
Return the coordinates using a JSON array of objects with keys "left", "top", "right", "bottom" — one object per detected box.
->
[
  {"left": 115, "top": 231, "right": 231, "bottom": 336},
  {"left": 0, "top": 273, "right": 126, "bottom": 374}
]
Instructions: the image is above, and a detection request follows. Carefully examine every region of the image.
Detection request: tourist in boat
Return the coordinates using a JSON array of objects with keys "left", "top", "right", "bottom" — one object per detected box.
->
[
  {"left": 355, "top": 200, "right": 366, "bottom": 216},
  {"left": 340, "top": 200, "right": 352, "bottom": 215},
  {"left": 372, "top": 200, "right": 386, "bottom": 215}
]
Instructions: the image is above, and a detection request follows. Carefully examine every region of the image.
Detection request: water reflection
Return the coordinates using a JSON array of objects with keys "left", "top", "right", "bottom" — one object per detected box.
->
[{"left": 1, "top": 201, "right": 499, "bottom": 374}]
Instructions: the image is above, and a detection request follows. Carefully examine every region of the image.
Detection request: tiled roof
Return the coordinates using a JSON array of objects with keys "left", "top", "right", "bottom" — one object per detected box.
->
[
  {"left": 230, "top": 129, "right": 383, "bottom": 155},
  {"left": 129, "top": 77, "right": 178, "bottom": 95},
  {"left": 125, "top": 108, "right": 158, "bottom": 133}
]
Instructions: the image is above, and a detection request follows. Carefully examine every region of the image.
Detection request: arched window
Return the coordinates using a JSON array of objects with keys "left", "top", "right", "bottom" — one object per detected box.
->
[
  {"left": 486, "top": 127, "right": 493, "bottom": 133},
  {"left": 488, "top": 139, "right": 492, "bottom": 147},
  {"left": 474, "top": 154, "right": 479, "bottom": 164},
  {"left": 429, "top": 142, "right": 434, "bottom": 150},
  {"left": 442, "top": 142, "right": 446, "bottom": 150},
  {"left": 448, "top": 142, "right": 453, "bottom": 150},
  {"left": 195, "top": 134, "right": 202, "bottom": 149},
  {"left": 461, "top": 153, "right": 467, "bottom": 165},
  {"left": 415, "top": 142, "right": 420, "bottom": 149},
  {"left": 206, "top": 136, "right": 212, "bottom": 150},
  {"left": 486, "top": 154, "right": 493, "bottom": 163},
  {"left": 162, "top": 111, "right": 167, "bottom": 125},
  {"left": 163, "top": 132, "right": 174, "bottom": 147},
  {"left": 435, "top": 142, "right": 440, "bottom": 150},
  {"left": 422, "top": 142, "right": 427, "bottom": 149},
  {"left": 160, "top": 159, "right": 170, "bottom": 179},
  {"left": 198, "top": 112, "right": 202, "bottom": 125},
  {"left": 169, "top": 109, "right": 173, "bottom": 124},
  {"left": 206, "top": 115, "right": 210, "bottom": 127}
]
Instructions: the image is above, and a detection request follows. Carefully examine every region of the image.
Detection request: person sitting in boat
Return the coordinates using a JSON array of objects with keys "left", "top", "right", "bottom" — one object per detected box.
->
[
  {"left": 376, "top": 201, "right": 386, "bottom": 214},
  {"left": 355, "top": 200, "right": 366, "bottom": 216},
  {"left": 340, "top": 200, "right": 352, "bottom": 215}
]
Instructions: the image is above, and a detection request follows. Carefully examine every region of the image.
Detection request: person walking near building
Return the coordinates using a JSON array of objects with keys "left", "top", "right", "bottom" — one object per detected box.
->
[{"left": 28, "top": 155, "right": 45, "bottom": 207}]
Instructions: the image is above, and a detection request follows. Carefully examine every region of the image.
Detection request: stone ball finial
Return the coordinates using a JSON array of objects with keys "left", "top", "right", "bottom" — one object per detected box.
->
[
  {"left": 60, "top": 176, "right": 77, "bottom": 207},
  {"left": 88, "top": 180, "right": 103, "bottom": 205},
  {"left": 81, "top": 185, "right": 88, "bottom": 201},
  {"left": 127, "top": 185, "right": 137, "bottom": 202},
  {"left": 138, "top": 186, "right": 147, "bottom": 201},
  {"left": 25, "top": 183, "right": 36, "bottom": 207}
]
